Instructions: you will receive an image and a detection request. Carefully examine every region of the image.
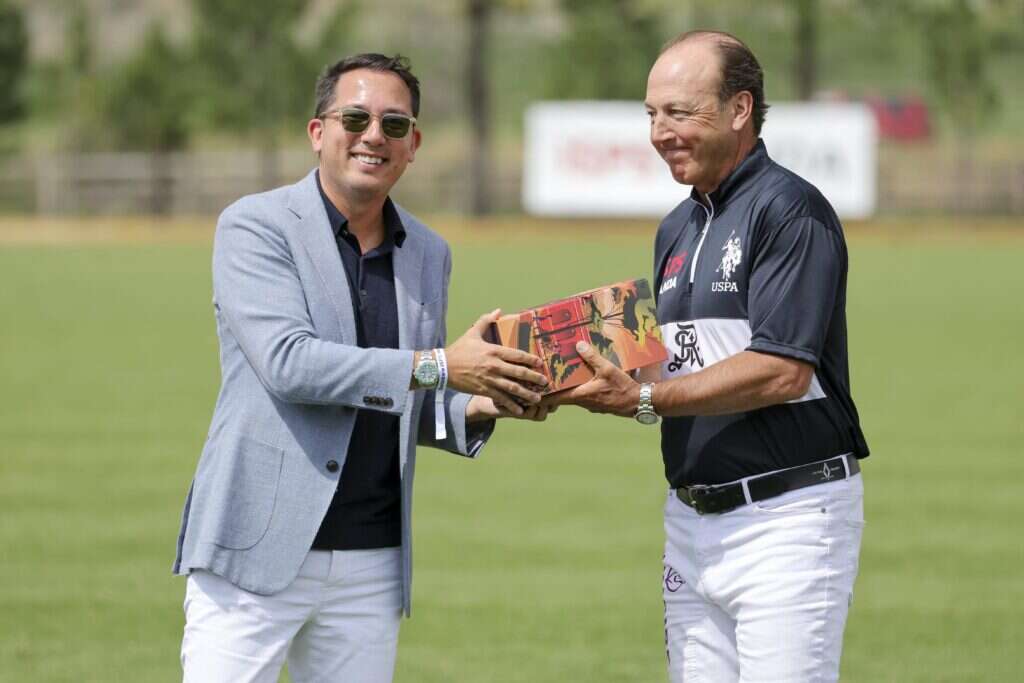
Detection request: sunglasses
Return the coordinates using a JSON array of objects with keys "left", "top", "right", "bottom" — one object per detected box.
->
[{"left": 321, "top": 107, "right": 417, "bottom": 139}]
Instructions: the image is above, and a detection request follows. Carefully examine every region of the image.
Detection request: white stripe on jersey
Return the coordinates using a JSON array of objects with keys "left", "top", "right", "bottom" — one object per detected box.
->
[{"left": 659, "top": 319, "right": 825, "bottom": 404}]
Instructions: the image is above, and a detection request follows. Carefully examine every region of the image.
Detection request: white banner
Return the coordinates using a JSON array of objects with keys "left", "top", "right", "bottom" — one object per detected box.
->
[{"left": 522, "top": 101, "right": 877, "bottom": 219}]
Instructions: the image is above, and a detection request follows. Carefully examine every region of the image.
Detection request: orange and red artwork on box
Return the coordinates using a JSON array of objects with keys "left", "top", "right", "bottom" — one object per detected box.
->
[{"left": 487, "top": 278, "right": 668, "bottom": 394}]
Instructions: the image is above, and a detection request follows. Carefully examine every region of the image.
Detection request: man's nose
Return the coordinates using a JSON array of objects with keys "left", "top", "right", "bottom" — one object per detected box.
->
[
  {"left": 650, "top": 114, "right": 673, "bottom": 147},
  {"left": 360, "top": 117, "right": 386, "bottom": 145}
]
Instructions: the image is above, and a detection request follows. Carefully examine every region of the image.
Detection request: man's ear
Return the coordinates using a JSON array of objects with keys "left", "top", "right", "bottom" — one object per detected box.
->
[
  {"left": 408, "top": 128, "right": 422, "bottom": 163},
  {"left": 731, "top": 91, "right": 753, "bottom": 132},
  {"left": 307, "top": 118, "right": 324, "bottom": 153}
]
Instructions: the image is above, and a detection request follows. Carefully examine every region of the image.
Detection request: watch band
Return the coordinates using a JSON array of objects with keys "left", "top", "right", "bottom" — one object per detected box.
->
[
  {"left": 434, "top": 348, "right": 448, "bottom": 440},
  {"left": 635, "top": 382, "right": 660, "bottom": 425}
]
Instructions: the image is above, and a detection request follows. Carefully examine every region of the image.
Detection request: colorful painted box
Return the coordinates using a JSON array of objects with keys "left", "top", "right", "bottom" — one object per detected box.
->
[{"left": 487, "top": 278, "right": 668, "bottom": 394}]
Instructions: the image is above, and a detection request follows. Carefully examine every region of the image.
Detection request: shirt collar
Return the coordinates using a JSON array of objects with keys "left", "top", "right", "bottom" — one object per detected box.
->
[
  {"left": 690, "top": 138, "right": 771, "bottom": 209},
  {"left": 315, "top": 170, "right": 407, "bottom": 248}
]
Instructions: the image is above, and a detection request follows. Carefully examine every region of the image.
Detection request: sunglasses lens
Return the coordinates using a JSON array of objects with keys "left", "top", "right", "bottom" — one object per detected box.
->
[
  {"left": 381, "top": 115, "right": 411, "bottom": 138},
  {"left": 336, "top": 109, "right": 412, "bottom": 138},
  {"left": 340, "top": 110, "right": 371, "bottom": 132}
]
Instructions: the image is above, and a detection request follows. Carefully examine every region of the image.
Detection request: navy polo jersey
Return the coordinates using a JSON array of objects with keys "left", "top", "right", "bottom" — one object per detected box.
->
[
  {"left": 652, "top": 140, "right": 869, "bottom": 487},
  {"left": 311, "top": 172, "right": 405, "bottom": 550}
]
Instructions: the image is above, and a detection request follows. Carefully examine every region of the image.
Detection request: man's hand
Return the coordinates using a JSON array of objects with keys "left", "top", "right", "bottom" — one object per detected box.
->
[
  {"left": 466, "top": 395, "right": 558, "bottom": 423},
  {"left": 545, "top": 341, "right": 640, "bottom": 417},
  {"left": 445, "top": 309, "right": 549, "bottom": 415}
]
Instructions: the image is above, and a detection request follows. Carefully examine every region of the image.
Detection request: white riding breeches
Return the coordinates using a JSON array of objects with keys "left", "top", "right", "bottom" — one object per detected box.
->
[{"left": 663, "top": 474, "right": 864, "bottom": 683}]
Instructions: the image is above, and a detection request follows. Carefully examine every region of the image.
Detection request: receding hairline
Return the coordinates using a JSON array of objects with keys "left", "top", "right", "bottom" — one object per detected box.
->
[
  {"left": 648, "top": 32, "right": 728, "bottom": 99},
  {"left": 660, "top": 29, "right": 747, "bottom": 58},
  {"left": 654, "top": 29, "right": 769, "bottom": 135}
]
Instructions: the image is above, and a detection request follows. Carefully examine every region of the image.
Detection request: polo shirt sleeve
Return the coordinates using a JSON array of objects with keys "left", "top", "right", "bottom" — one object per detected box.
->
[{"left": 745, "top": 216, "right": 843, "bottom": 367}]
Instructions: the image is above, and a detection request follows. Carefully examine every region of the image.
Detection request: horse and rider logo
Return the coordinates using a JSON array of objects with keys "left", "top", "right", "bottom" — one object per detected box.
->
[
  {"left": 717, "top": 231, "right": 742, "bottom": 280},
  {"left": 712, "top": 230, "right": 742, "bottom": 293}
]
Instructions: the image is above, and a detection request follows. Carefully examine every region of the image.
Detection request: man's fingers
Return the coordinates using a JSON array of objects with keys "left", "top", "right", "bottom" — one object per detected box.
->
[
  {"left": 542, "top": 388, "right": 577, "bottom": 407},
  {"left": 540, "top": 394, "right": 561, "bottom": 408},
  {"left": 504, "top": 362, "right": 548, "bottom": 387},
  {"left": 495, "top": 378, "right": 542, "bottom": 405},
  {"left": 494, "top": 358, "right": 548, "bottom": 388},
  {"left": 468, "top": 308, "right": 502, "bottom": 338},
  {"left": 515, "top": 404, "right": 549, "bottom": 421},
  {"left": 495, "top": 346, "right": 546, "bottom": 371},
  {"left": 575, "top": 341, "right": 611, "bottom": 371},
  {"left": 490, "top": 391, "right": 524, "bottom": 416}
]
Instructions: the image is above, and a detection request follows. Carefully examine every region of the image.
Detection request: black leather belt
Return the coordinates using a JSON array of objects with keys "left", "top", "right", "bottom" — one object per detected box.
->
[{"left": 675, "top": 455, "right": 860, "bottom": 516}]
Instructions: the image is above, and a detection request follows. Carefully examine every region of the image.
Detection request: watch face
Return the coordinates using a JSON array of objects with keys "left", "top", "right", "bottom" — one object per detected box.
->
[
  {"left": 636, "top": 411, "right": 660, "bottom": 425},
  {"left": 415, "top": 360, "right": 439, "bottom": 387}
]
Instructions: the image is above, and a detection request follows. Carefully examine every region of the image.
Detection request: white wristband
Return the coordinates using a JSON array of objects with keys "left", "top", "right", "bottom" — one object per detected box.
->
[{"left": 434, "top": 347, "right": 448, "bottom": 440}]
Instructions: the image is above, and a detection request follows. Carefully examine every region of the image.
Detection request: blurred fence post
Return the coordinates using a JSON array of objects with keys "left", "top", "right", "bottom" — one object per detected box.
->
[
  {"left": 466, "top": 0, "right": 492, "bottom": 215},
  {"left": 35, "top": 153, "right": 60, "bottom": 214}
]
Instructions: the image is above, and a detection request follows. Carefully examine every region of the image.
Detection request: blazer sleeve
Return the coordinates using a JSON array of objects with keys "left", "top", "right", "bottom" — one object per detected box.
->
[
  {"left": 415, "top": 244, "right": 496, "bottom": 457},
  {"left": 212, "top": 199, "right": 414, "bottom": 414}
]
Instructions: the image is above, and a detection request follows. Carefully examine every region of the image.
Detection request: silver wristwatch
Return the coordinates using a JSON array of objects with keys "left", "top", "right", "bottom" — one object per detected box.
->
[
  {"left": 413, "top": 350, "right": 440, "bottom": 389},
  {"left": 634, "top": 383, "right": 660, "bottom": 425}
]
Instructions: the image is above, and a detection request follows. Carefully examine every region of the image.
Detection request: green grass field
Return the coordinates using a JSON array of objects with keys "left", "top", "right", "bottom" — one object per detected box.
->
[{"left": 2, "top": 221, "right": 1023, "bottom": 682}]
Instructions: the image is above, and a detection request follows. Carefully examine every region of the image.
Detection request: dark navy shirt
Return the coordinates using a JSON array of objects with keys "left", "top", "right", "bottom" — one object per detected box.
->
[
  {"left": 311, "top": 171, "right": 406, "bottom": 550},
  {"left": 653, "top": 140, "right": 869, "bottom": 487}
]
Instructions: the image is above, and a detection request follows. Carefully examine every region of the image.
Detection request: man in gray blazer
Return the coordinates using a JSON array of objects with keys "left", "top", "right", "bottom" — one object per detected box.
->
[{"left": 174, "top": 53, "right": 550, "bottom": 682}]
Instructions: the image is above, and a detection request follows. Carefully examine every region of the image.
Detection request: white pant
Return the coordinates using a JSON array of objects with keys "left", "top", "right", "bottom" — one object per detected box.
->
[
  {"left": 663, "top": 473, "right": 864, "bottom": 683},
  {"left": 181, "top": 548, "right": 402, "bottom": 683}
]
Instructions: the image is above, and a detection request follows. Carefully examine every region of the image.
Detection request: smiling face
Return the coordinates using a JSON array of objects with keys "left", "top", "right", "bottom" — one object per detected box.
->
[
  {"left": 645, "top": 40, "right": 752, "bottom": 194},
  {"left": 308, "top": 68, "right": 421, "bottom": 207}
]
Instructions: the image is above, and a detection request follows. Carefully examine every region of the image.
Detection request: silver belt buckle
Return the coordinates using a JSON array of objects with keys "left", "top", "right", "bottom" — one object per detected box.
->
[{"left": 686, "top": 484, "right": 712, "bottom": 515}]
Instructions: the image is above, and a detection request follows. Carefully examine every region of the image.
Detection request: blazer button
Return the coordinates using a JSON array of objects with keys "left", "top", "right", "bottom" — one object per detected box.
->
[{"left": 326, "top": 460, "right": 339, "bottom": 473}]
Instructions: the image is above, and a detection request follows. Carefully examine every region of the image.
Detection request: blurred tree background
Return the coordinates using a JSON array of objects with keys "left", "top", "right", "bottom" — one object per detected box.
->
[
  {"left": 0, "top": 0, "right": 1022, "bottom": 214},
  {"left": 0, "top": 0, "right": 28, "bottom": 137}
]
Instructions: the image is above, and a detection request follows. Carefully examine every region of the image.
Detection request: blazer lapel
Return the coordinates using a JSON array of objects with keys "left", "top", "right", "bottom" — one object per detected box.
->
[
  {"left": 288, "top": 170, "right": 357, "bottom": 343},
  {"left": 393, "top": 224, "right": 424, "bottom": 476},
  {"left": 392, "top": 221, "right": 425, "bottom": 351}
]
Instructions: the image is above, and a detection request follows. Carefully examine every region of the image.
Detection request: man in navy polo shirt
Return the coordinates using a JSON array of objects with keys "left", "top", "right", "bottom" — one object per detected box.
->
[{"left": 554, "top": 31, "right": 869, "bottom": 682}]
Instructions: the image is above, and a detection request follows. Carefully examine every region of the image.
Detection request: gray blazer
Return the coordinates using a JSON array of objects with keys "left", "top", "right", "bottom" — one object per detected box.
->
[{"left": 173, "top": 169, "right": 490, "bottom": 615}]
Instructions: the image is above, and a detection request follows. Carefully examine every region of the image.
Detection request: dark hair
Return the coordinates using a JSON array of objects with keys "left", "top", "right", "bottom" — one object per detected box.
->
[
  {"left": 661, "top": 30, "right": 769, "bottom": 135},
  {"left": 314, "top": 53, "right": 421, "bottom": 119}
]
